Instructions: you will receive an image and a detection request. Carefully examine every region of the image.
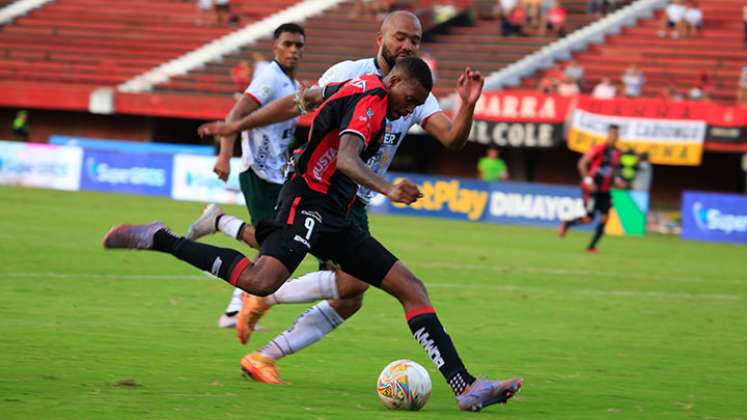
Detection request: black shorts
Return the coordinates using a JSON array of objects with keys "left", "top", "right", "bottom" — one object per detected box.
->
[
  {"left": 584, "top": 191, "right": 612, "bottom": 216},
  {"left": 255, "top": 181, "right": 398, "bottom": 287}
]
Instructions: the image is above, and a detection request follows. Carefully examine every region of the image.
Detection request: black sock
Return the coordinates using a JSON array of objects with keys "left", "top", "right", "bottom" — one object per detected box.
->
[
  {"left": 152, "top": 229, "right": 249, "bottom": 285},
  {"left": 588, "top": 222, "right": 606, "bottom": 249},
  {"left": 407, "top": 308, "right": 476, "bottom": 395}
]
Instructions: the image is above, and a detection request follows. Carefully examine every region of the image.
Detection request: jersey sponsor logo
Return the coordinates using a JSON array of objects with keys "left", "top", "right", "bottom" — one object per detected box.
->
[
  {"left": 210, "top": 257, "right": 223, "bottom": 276},
  {"left": 382, "top": 131, "right": 402, "bottom": 146},
  {"left": 300, "top": 210, "right": 323, "bottom": 223},
  {"left": 413, "top": 327, "right": 446, "bottom": 369},
  {"left": 312, "top": 148, "right": 337, "bottom": 181},
  {"left": 349, "top": 78, "right": 367, "bottom": 91},
  {"left": 692, "top": 202, "right": 747, "bottom": 234},
  {"left": 293, "top": 234, "right": 311, "bottom": 248}
]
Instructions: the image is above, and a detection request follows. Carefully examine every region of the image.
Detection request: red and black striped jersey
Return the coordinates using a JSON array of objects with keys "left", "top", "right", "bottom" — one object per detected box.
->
[
  {"left": 293, "top": 73, "right": 388, "bottom": 211},
  {"left": 584, "top": 144, "right": 622, "bottom": 192}
]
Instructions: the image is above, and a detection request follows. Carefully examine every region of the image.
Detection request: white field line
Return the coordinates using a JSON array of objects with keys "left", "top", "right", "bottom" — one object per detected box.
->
[{"left": 0, "top": 268, "right": 740, "bottom": 301}]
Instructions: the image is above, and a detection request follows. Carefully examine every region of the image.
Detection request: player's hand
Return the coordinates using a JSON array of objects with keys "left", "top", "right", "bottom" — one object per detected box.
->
[
  {"left": 386, "top": 179, "right": 423, "bottom": 205},
  {"left": 198, "top": 121, "right": 238, "bottom": 138},
  {"left": 297, "top": 81, "right": 320, "bottom": 112},
  {"left": 456, "top": 67, "right": 484, "bottom": 106},
  {"left": 213, "top": 155, "right": 231, "bottom": 182}
]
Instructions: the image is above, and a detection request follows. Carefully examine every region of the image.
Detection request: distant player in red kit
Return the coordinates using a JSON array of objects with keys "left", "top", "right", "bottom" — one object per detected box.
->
[{"left": 559, "top": 124, "right": 625, "bottom": 252}]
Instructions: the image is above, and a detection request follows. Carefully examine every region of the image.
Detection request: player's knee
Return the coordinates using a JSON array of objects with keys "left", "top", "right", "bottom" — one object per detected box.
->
[
  {"left": 237, "top": 270, "right": 283, "bottom": 297},
  {"left": 329, "top": 294, "right": 365, "bottom": 319},
  {"left": 336, "top": 272, "right": 369, "bottom": 298}
]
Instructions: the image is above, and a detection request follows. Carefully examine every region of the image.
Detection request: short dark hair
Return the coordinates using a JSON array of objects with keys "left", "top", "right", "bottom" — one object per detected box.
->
[
  {"left": 609, "top": 123, "right": 620, "bottom": 131},
  {"left": 392, "top": 56, "right": 433, "bottom": 93},
  {"left": 274, "top": 22, "right": 305, "bottom": 39}
]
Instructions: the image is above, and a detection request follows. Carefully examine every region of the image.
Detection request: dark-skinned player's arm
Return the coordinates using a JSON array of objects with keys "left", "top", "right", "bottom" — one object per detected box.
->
[
  {"left": 422, "top": 67, "right": 485, "bottom": 151},
  {"left": 336, "top": 134, "right": 422, "bottom": 205},
  {"left": 197, "top": 83, "right": 340, "bottom": 139},
  {"left": 212, "top": 96, "right": 260, "bottom": 181}
]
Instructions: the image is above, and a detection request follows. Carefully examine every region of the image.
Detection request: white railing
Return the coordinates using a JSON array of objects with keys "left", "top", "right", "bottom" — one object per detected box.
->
[
  {"left": 484, "top": 0, "right": 668, "bottom": 90},
  {"left": 118, "top": 0, "right": 346, "bottom": 93},
  {"left": 0, "top": 0, "right": 55, "bottom": 25}
]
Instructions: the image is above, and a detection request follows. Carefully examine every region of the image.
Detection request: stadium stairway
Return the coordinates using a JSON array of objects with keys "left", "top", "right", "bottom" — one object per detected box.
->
[
  {"left": 149, "top": 0, "right": 598, "bottom": 118},
  {"left": 519, "top": 0, "right": 746, "bottom": 102}
]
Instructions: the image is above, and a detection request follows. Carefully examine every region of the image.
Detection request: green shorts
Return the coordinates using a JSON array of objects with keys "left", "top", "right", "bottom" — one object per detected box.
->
[
  {"left": 350, "top": 198, "right": 369, "bottom": 234},
  {"left": 238, "top": 168, "right": 283, "bottom": 225}
]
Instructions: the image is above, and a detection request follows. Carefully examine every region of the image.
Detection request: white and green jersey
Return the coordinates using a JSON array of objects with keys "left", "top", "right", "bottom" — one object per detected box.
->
[
  {"left": 318, "top": 58, "right": 442, "bottom": 203},
  {"left": 242, "top": 60, "right": 299, "bottom": 184}
]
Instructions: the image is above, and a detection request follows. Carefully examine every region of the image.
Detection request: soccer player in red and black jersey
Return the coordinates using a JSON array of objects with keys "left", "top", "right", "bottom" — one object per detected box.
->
[
  {"left": 559, "top": 124, "right": 625, "bottom": 252},
  {"left": 103, "top": 57, "right": 523, "bottom": 412}
]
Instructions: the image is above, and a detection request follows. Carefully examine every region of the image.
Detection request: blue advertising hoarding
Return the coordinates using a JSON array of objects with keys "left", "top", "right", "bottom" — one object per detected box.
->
[
  {"left": 681, "top": 191, "right": 747, "bottom": 244},
  {"left": 368, "top": 172, "right": 589, "bottom": 227},
  {"left": 50, "top": 135, "right": 214, "bottom": 156},
  {"left": 80, "top": 149, "right": 173, "bottom": 196}
]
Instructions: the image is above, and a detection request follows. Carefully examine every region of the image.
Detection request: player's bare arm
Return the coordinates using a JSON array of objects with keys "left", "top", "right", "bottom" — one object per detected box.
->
[
  {"left": 210, "top": 96, "right": 261, "bottom": 181},
  {"left": 198, "top": 84, "right": 323, "bottom": 138},
  {"left": 423, "top": 67, "right": 484, "bottom": 151},
  {"left": 336, "top": 134, "right": 422, "bottom": 205}
]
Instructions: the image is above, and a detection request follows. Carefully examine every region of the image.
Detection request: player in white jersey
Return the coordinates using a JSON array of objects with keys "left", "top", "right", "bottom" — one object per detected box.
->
[
  {"left": 189, "top": 23, "right": 306, "bottom": 329},
  {"left": 194, "top": 11, "right": 485, "bottom": 383}
]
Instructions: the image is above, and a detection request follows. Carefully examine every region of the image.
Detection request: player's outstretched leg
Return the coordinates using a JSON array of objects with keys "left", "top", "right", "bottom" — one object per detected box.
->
[
  {"left": 103, "top": 222, "right": 289, "bottom": 296},
  {"left": 186, "top": 204, "right": 259, "bottom": 249},
  {"left": 559, "top": 216, "right": 590, "bottom": 237},
  {"left": 587, "top": 214, "right": 609, "bottom": 252},
  {"left": 379, "top": 261, "right": 523, "bottom": 412},
  {"left": 241, "top": 294, "right": 366, "bottom": 383},
  {"left": 234, "top": 270, "right": 369, "bottom": 344}
]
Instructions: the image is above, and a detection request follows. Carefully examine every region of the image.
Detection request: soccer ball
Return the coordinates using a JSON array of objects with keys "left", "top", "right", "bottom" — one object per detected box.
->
[{"left": 376, "top": 359, "right": 432, "bottom": 410}]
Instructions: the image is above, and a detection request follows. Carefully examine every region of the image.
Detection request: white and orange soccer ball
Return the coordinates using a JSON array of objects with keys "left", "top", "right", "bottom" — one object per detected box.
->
[{"left": 376, "top": 359, "right": 432, "bottom": 410}]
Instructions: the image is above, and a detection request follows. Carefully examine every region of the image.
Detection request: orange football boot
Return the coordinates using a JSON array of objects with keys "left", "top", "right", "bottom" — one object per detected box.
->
[
  {"left": 240, "top": 352, "right": 283, "bottom": 384},
  {"left": 235, "top": 293, "right": 270, "bottom": 345}
]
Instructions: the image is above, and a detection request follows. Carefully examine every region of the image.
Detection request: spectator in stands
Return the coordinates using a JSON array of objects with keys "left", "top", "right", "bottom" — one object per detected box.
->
[
  {"left": 633, "top": 152, "right": 652, "bottom": 191},
  {"left": 743, "top": 3, "right": 747, "bottom": 46},
  {"left": 622, "top": 64, "right": 645, "bottom": 98},
  {"left": 542, "top": 0, "right": 567, "bottom": 36},
  {"left": 478, "top": 147, "right": 509, "bottom": 181},
  {"left": 684, "top": 1, "right": 702, "bottom": 38},
  {"left": 587, "top": 0, "right": 610, "bottom": 17},
  {"left": 738, "top": 66, "right": 747, "bottom": 105},
  {"left": 661, "top": 84, "right": 684, "bottom": 101},
  {"left": 537, "top": 75, "right": 557, "bottom": 94},
  {"left": 688, "top": 71, "right": 712, "bottom": 100},
  {"left": 231, "top": 60, "right": 253, "bottom": 98},
  {"left": 592, "top": 77, "right": 616, "bottom": 99},
  {"left": 497, "top": 0, "right": 525, "bottom": 35},
  {"left": 214, "top": 0, "right": 231, "bottom": 26},
  {"left": 11, "top": 110, "right": 29, "bottom": 142},
  {"left": 350, "top": 0, "right": 391, "bottom": 18},
  {"left": 523, "top": 0, "right": 543, "bottom": 32},
  {"left": 658, "top": 0, "right": 686, "bottom": 39},
  {"left": 563, "top": 59, "right": 584, "bottom": 85},
  {"left": 197, "top": 0, "right": 213, "bottom": 26},
  {"left": 557, "top": 75, "right": 580, "bottom": 96},
  {"left": 421, "top": 49, "right": 438, "bottom": 83},
  {"left": 619, "top": 148, "right": 639, "bottom": 188}
]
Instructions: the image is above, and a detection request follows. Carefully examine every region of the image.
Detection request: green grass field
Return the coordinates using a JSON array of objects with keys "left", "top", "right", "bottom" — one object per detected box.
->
[{"left": 1, "top": 185, "right": 745, "bottom": 419}]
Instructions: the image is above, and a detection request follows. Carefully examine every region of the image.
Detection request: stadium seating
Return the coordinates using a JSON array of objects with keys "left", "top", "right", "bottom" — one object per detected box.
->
[
  {"left": 521, "top": 0, "right": 746, "bottom": 102},
  {"left": 0, "top": 0, "right": 298, "bottom": 88},
  {"left": 155, "top": 0, "right": 597, "bottom": 101}
]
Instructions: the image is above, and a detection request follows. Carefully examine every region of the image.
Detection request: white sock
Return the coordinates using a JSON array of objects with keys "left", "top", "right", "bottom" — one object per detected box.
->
[
  {"left": 217, "top": 214, "right": 244, "bottom": 240},
  {"left": 265, "top": 271, "right": 338, "bottom": 305},
  {"left": 259, "top": 301, "right": 344, "bottom": 361},
  {"left": 224, "top": 287, "right": 244, "bottom": 314}
]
